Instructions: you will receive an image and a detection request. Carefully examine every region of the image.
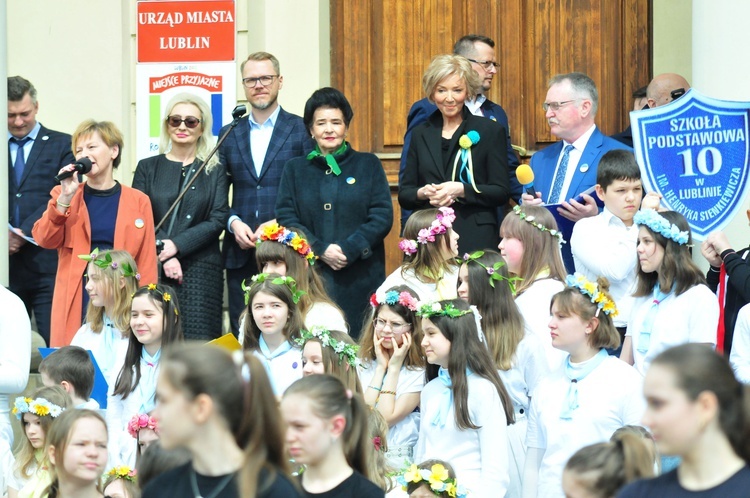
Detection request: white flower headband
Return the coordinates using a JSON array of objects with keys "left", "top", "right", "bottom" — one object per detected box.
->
[{"left": 12, "top": 396, "right": 65, "bottom": 420}]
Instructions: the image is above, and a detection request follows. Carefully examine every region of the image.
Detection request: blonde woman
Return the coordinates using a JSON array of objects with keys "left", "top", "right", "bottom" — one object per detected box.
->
[{"left": 132, "top": 93, "right": 229, "bottom": 341}]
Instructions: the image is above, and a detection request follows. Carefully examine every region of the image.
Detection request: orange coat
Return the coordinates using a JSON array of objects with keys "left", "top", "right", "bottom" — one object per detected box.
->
[{"left": 32, "top": 184, "right": 158, "bottom": 346}]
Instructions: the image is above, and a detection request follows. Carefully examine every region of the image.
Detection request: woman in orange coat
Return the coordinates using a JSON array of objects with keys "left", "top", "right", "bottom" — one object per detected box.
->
[{"left": 33, "top": 120, "right": 158, "bottom": 346}]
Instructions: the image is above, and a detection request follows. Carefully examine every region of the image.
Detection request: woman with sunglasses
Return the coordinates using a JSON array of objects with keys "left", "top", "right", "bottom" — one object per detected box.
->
[{"left": 132, "top": 93, "right": 229, "bottom": 341}]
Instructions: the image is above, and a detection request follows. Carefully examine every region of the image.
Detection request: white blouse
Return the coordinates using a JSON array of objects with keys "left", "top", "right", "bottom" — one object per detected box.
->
[
  {"left": 415, "top": 374, "right": 509, "bottom": 498},
  {"left": 526, "top": 355, "right": 644, "bottom": 498},
  {"left": 498, "top": 332, "right": 550, "bottom": 414},
  {"left": 626, "top": 284, "right": 718, "bottom": 375},
  {"left": 376, "top": 266, "right": 459, "bottom": 303}
]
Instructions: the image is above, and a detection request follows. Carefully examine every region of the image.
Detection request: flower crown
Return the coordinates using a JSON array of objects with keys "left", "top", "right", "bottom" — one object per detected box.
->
[
  {"left": 295, "top": 326, "right": 362, "bottom": 368},
  {"left": 259, "top": 223, "right": 316, "bottom": 265},
  {"left": 459, "top": 251, "right": 522, "bottom": 294},
  {"left": 79, "top": 248, "right": 140, "bottom": 280},
  {"left": 565, "top": 273, "right": 619, "bottom": 317},
  {"left": 12, "top": 396, "right": 64, "bottom": 420},
  {"left": 512, "top": 205, "right": 565, "bottom": 246},
  {"left": 106, "top": 466, "right": 137, "bottom": 483},
  {"left": 399, "top": 207, "right": 456, "bottom": 256},
  {"left": 127, "top": 413, "right": 158, "bottom": 438},
  {"left": 369, "top": 290, "right": 419, "bottom": 311},
  {"left": 242, "top": 273, "right": 306, "bottom": 305},
  {"left": 633, "top": 209, "right": 690, "bottom": 245},
  {"left": 416, "top": 301, "right": 472, "bottom": 319},
  {"left": 397, "top": 463, "right": 467, "bottom": 498}
]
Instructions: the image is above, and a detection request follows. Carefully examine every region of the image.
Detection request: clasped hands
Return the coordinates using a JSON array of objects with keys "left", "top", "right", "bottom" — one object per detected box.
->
[{"left": 418, "top": 181, "right": 465, "bottom": 207}]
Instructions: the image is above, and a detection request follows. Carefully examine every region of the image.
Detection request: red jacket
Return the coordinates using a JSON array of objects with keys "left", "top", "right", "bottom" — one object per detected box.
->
[{"left": 32, "top": 183, "right": 158, "bottom": 346}]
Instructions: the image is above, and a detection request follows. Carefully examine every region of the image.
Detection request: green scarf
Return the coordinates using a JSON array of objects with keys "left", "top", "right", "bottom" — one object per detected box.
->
[{"left": 306, "top": 142, "right": 348, "bottom": 176}]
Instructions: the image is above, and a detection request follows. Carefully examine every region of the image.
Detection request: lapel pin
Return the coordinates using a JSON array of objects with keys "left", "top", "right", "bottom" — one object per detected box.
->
[
  {"left": 135, "top": 218, "right": 145, "bottom": 229},
  {"left": 42, "top": 135, "right": 50, "bottom": 141},
  {"left": 346, "top": 177, "right": 356, "bottom": 185},
  {"left": 579, "top": 164, "right": 589, "bottom": 173}
]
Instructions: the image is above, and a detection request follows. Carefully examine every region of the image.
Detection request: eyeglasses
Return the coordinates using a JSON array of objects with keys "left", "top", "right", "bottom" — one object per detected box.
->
[
  {"left": 542, "top": 99, "right": 581, "bottom": 112},
  {"left": 166, "top": 116, "right": 202, "bottom": 128},
  {"left": 670, "top": 88, "right": 686, "bottom": 101},
  {"left": 373, "top": 318, "right": 411, "bottom": 334},
  {"left": 466, "top": 58, "right": 500, "bottom": 70},
  {"left": 242, "top": 75, "right": 279, "bottom": 88}
]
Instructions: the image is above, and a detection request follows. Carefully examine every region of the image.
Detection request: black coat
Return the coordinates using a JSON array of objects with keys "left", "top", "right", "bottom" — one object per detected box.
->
[
  {"left": 276, "top": 145, "right": 393, "bottom": 336},
  {"left": 399, "top": 107, "right": 510, "bottom": 253},
  {"left": 133, "top": 154, "right": 229, "bottom": 340}
]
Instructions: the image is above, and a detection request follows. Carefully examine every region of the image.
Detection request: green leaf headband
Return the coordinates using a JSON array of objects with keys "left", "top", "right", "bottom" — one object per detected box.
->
[
  {"left": 295, "top": 326, "right": 362, "bottom": 368},
  {"left": 512, "top": 205, "right": 565, "bottom": 246},
  {"left": 416, "top": 301, "right": 473, "bottom": 319},
  {"left": 242, "top": 273, "right": 306, "bottom": 306},
  {"left": 459, "top": 250, "right": 523, "bottom": 294},
  {"left": 78, "top": 248, "right": 140, "bottom": 280}
]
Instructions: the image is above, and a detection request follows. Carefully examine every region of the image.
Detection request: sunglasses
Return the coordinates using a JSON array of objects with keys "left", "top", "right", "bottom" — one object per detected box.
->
[{"left": 166, "top": 115, "right": 202, "bottom": 129}]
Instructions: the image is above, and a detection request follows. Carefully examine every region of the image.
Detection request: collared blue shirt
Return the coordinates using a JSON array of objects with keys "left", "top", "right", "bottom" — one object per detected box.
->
[
  {"left": 248, "top": 105, "right": 281, "bottom": 177},
  {"left": 8, "top": 121, "right": 41, "bottom": 164}
]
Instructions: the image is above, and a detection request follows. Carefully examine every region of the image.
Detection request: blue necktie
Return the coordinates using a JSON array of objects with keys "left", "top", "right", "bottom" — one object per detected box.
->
[
  {"left": 549, "top": 144, "right": 575, "bottom": 203},
  {"left": 11, "top": 137, "right": 31, "bottom": 226},
  {"left": 11, "top": 137, "right": 31, "bottom": 186}
]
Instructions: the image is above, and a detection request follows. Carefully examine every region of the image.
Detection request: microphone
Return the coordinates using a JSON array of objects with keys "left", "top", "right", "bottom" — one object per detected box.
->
[
  {"left": 55, "top": 158, "right": 93, "bottom": 183},
  {"left": 232, "top": 105, "right": 247, "bottom": 120},
  {"left": 516, "top": 164, "right": 536, "bottom": 197}
]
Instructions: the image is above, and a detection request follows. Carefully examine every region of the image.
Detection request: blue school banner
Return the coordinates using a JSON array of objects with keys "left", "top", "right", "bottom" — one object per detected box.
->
[{"left": 631, "top": 89, "right": 750, "bottom": 240}]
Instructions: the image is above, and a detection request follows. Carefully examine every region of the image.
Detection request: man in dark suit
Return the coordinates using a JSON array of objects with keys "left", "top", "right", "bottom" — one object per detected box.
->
[
  {"left": 7, "top": 76, "right": 74, "bottom": 345},
  {"left": 219, "top": 52, "right": 310, "bottom": 336},
  {"left": 524, "top": 72, "right": 631, "bottom": 271},
  {"left": 399, "top": 34, "right": 521, "bottom": 229}
]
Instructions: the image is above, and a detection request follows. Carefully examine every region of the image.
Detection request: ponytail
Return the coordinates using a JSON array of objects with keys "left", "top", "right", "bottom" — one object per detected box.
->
[
  {"left": 283, "top": 375, "right": 373, "bottom": 478},
  {"left": 564, "top": 432, "right": 655, "bottom": 497}
]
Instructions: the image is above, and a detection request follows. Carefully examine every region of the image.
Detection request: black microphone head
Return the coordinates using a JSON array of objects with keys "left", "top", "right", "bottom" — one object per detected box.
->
[
  {"left": 232, "top": 105, "right": 247, "bottom": 120},
  {"left": 75, "top": 157, "right": 93, "bottom": 174}
]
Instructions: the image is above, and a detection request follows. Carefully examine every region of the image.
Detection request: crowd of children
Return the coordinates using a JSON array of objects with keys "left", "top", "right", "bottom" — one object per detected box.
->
[{"left": 3, "top": 148, "right": 750, "bottom": 498}]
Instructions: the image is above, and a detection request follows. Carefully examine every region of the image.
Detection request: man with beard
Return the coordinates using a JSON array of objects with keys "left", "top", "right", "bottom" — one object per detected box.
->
[{"left": 219, "top": 52, "right": 311, "bottom": 336}]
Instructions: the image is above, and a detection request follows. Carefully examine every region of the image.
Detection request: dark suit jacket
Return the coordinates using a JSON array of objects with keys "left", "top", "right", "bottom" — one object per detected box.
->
[
  {"left": 8, "top": 124, "right": 74, "bottom": 274},
  {"left": 399, "top": 108, "right": 509, "bottom": 254},
  {"left": 530, "top": 126, "right": 632, "bottom": 270},
  {"left": 218, "top": 107, "right": 311, "bottom": 269},
  {"left": 399, "top": 97, "right": 521, "bottom": 227}
]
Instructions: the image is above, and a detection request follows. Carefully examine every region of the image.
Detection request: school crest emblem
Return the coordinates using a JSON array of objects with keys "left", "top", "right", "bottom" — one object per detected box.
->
[{"left": 631, "top": 89, "right": 750, "bottom": 240}]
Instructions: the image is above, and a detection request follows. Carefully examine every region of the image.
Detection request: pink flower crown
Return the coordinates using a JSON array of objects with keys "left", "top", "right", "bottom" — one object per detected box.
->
[
  {"left": 398, "top": 207, "right": 456, "bottom": 255},
  {"left": 370, "top": 290, "right": 419, "bottom": 311},
  {"left": 127, "top": 413, "right": 158, "bottom": 439}
]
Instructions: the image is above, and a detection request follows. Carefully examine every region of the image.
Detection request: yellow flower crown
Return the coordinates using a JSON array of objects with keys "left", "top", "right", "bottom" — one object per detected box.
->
[
  {"left": 565, "top": 273, "right": 619, "bottom": 317},
  {"left": 396, "top": 463, "right": 467, "bottom": 498},
  {"left": 106, "top": 465, "right": 137, "bottom": 482}
]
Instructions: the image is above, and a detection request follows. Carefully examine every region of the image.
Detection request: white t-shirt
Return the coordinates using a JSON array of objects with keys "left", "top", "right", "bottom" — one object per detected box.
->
[
  {"left": 376, "top": 266, "right": 459, "bottom": 303},
  {"left": 515, "top": 278, "right": 567, "bottom": 371},
  {"left": 415, "top": 374, "right": 509, "bottom": 498},
  {"left": 526, "top": 355, "right": 644, "bottom": 498},
  {"left": 358, "top": 361, "right": 424, "bottom": 448},
  {"left": 498, "top": 332, "right": 550, "bottom": 414},
  {"left": 626, "top": 284, "right": 718, "bottom": 375},
  {"left": 729, "top": 303, "right": 750, "bottom": 383},
  {"left": 570, "top": 207, "right": 640, "bottom": 327}
]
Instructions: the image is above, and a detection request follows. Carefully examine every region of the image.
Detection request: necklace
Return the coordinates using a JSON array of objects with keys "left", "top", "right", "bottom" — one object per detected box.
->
[{"left": 189, "top": 467, "right": 235, "bottom": 498}]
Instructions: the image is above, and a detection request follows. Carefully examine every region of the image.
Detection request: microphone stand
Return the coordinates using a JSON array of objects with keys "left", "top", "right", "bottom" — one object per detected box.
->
[{"left": 155, "top": 104, "right": 247, "bottom": 234}]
